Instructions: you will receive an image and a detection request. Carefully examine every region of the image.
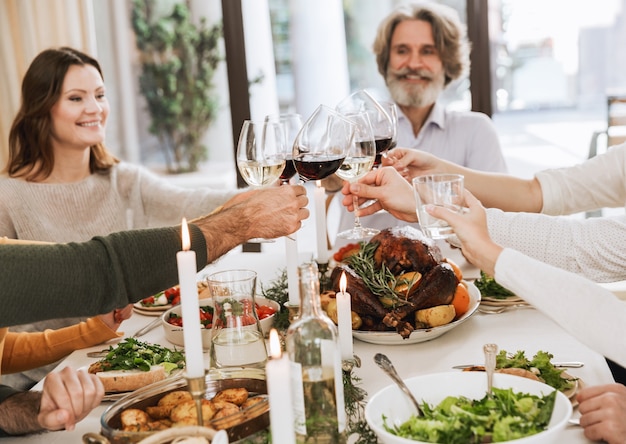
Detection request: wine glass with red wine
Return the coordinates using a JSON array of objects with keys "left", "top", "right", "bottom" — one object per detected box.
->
[
  {"left": 265, "top": 113, "right": 303, "bottom": 185},
  {"left": 292, "top": 105, "right": 355, "bottom": 183},
  {"left": 336, "top": 90, "right": 398, "bottom": 167}
]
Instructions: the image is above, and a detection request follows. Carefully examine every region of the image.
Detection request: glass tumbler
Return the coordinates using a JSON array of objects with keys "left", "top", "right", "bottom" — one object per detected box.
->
[{"left": 205, "top": 269, "right": 268, "bottom": 375}]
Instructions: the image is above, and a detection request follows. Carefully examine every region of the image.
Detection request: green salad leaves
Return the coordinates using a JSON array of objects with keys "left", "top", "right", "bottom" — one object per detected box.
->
[
  {"left": 497, "top": 350, "right": 576, "bottom": 392},
  {"left": 384, "top": 388, "right": 557, "bottom": 443},
  {"left": 98, "top": 338, "right": 185, "bottom": 373},
  {"left": 474, "top": 271, "right": 516, "bottom": 299}
]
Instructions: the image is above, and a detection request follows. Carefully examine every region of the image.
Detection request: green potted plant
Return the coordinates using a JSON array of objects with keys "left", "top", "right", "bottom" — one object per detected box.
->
[{"left": 131, "top": 0, "right": 222, "bottom": 173}]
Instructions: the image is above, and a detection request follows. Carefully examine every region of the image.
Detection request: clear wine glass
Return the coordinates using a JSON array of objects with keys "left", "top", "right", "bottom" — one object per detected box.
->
[
  {"left": 336, "top": 90, "right": 397, "bottom": 167},
  {"left": 335, "top": 112, "right": 378, "bottom": 239},
  {"left": 377, "top": 100, "right": 398, "bottom": 165},
  {"left": 236, "top": 119, "right": 286, "bottom": 243},
  {"left": 292, "top": 105, "right": 355, "bottom": 183},
  {"left": 236, "top": 119, "right": 286, "bottom": 188},
  {"left": 265, "top": 113, "right": 303, "bottom": 185}
]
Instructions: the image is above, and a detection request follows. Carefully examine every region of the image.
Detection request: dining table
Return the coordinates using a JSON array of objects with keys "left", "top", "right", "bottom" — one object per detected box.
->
[{"left": 13, "top": 232, "right": 617, "bottom": 444}]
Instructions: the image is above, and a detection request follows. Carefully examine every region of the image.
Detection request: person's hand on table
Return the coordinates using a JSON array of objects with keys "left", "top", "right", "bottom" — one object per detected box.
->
[
  {"left": 38, "top": 366, "right": 104, "bottom": 431},
  {"left": 576, "top": 383, "right": 626, "bottom": 444},
  {"left": 340, "top": 167, "right": 416, "bottom": 221}
]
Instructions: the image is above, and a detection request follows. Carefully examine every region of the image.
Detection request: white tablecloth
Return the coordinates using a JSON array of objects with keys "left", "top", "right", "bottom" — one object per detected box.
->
[{"left": 14, "top": 243, "right": 615, "bottom": 443}]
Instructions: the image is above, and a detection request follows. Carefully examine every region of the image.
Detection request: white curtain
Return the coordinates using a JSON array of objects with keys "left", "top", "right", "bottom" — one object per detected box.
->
[{"left": 0, "top": 0, "right": 95, "bottom": 170}]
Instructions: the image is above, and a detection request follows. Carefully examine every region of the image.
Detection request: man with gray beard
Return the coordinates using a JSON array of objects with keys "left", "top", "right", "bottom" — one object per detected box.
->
[{"left": 334, "top": 2, "right": 507, "bottom": 238}]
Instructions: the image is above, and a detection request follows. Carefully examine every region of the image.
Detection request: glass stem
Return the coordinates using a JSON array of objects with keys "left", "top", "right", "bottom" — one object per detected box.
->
[{"left": 352, "top": 195, "right": 363, "bottom": 230}]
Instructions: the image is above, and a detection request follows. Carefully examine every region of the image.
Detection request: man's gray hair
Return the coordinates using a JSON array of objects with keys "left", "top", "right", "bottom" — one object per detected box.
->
[{"left": 372, "top": 2, "right": 471, "bottom": 86}]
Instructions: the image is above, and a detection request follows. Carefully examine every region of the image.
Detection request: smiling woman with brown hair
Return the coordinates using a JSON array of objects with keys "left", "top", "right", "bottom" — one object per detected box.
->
[{"left": 0, "top": 46, "right": 251, "bottom": 390}]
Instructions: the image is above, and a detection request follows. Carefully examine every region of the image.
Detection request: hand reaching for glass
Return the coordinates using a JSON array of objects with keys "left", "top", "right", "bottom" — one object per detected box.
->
[
  {"left": 412, "top": 173, "right": 465, "bottom": 239},
  {"left": 421, "top": 190, "right": 503, "bottom": 276}
]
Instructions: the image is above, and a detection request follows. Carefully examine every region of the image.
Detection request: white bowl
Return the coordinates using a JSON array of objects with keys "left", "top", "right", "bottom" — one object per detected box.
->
[
  {"left": 161, "top": 298, "right": 213, "bottom": 349},
  {"left": 255, "top": 296, "right": 281, "bottom": 335},
  {"left": 161, "top": 297, "right": 280, "bottom": 349},
  {"left": 365, "top": 371, "right": 572, "bottom": 444}
]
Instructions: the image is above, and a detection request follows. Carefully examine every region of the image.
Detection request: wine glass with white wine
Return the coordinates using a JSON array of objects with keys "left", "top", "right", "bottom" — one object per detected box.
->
[
  {"left": 334, "top": 112, "right": 378, "bottom": 239},
  {"left": 236, "top": 119, "right": 286, "bottom": 242},
  {"left": 265, "top": 113, "right": 303, "bottom": 185},
  {"left": 237, "top": 120, "right": 286, "bottom": 188}
]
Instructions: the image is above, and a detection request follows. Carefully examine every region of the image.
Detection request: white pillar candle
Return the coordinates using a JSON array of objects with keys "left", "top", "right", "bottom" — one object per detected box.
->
[
  {"left": 336, "top": 272, "right": 353, "bottom": 361},
  {"left": 177, "top": 218, "right": 205, "bottom": 379},
  {"left": 285, "top": 233, "right": 300, "bottom": 305},
  {"left": 314, "top": 180, "right": 329, "bottom": 263},
  {"left": 266, "top": 329, "right": 295, "bottom": 444}
]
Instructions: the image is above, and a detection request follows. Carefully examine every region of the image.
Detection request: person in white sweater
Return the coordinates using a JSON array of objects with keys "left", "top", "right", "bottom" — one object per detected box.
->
[
  {"left": 339, "top": 150, "right": 626, "bottom": 443},
  {"left": 0, "top": 47, "right": 249, "bottom": 389}
]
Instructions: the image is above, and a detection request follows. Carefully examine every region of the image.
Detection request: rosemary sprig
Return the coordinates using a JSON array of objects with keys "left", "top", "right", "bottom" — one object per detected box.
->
[
  {"left": 345, "top": 241, "right": 408, "bottom": 307},
  {"left": 260, "top": 270, "right": 290, "bottom": 331}
]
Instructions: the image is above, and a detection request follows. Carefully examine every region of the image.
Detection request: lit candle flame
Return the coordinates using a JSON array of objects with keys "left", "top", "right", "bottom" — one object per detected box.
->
[
  {"left": 340, "top": 271, "right": 347, "bottom": 293},
  {"left": 181, "top": 218, "right": 190, "bottom": 251},
  {"left": 269, "top": 328, "right": 282, "bottom": 359}
]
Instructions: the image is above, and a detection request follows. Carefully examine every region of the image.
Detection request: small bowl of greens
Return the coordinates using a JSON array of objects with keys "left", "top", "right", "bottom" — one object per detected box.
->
[{"left": 365, "top": 371, "right": 572, "bottom": 443}]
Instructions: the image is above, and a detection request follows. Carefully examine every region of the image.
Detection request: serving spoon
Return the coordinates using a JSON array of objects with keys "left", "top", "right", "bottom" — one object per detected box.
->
[{"left": 374, "top": 353, "right": 423, "bottom": 416}]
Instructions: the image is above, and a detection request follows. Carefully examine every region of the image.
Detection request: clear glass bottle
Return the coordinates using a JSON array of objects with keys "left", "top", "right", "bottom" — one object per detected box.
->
[{"left": 286, "top": 262, "right": 346, "bottom": 444}]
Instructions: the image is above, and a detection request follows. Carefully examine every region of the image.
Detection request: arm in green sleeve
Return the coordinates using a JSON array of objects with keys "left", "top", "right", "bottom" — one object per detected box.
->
[{"left": 0, "top": 225, "right": 207, "bottom": 328}]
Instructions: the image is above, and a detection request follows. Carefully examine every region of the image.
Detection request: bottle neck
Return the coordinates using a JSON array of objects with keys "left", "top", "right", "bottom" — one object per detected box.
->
[{"left": 298, "top": 262, "right": 322, "bottom": 318}]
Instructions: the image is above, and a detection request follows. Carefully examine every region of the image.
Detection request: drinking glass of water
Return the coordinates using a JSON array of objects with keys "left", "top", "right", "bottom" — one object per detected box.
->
[{"left": 412, "top": 174, "right": 465, "bottom": 239}]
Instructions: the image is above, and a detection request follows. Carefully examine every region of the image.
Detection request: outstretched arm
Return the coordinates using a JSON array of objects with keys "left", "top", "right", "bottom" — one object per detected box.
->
[
  {"left": 383, "top": 148, "right": 543, "bottom": 212},
  {"left": 0, "top": 185, "right": 309, "bottom": 328}
]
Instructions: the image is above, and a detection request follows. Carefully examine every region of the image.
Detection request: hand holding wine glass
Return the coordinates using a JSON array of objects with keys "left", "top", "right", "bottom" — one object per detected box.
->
[{"left": 335, "top": 112, "right": 378, "bottom": 239}]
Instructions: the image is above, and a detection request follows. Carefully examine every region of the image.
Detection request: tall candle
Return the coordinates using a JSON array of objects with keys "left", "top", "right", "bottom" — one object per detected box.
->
[
  {"left": 177, "top": 218, "right": 205, "bottom": 378},
  {"left": 285, "top": 233, "right": 300, "bottom": 305},
  {"left": 336, "top": 272, "right": 353, "bottom": 361},
  {"left": 266, "top": 329, "right": 295, "bottom": 444},
  {"left": 314, "top": 180, "right": 329, "bottom": 263}
]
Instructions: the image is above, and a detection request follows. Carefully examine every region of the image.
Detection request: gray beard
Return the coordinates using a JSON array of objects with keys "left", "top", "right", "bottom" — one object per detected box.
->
[{"left": 387, "top": 72, "right": 445, "bottom": 109}]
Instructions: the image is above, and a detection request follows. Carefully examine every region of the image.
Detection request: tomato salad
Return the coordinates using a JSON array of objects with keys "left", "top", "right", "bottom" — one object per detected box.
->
[
  {"left": 140, "top": 285, "right": 181, "bottom": 307},
  {"left": 166, "top": 303, "right": 277, "bottom": 329}
]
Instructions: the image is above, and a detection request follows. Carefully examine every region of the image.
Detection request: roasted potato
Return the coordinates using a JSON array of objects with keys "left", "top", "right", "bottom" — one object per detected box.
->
[
  {"left": 325, "top": 299, "right": 339, "bottom": 324},
  {"left": 213, "top": 387, "right": 248, "bottom": 406},
  {"left": 415, "top": 304, "right": 456, "bottom": 327}
]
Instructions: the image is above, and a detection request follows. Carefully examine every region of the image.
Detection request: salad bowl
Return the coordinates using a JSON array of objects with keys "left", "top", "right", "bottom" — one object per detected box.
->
[{"left": 365, "top": 371, "right": 572, "bottom": 443}]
